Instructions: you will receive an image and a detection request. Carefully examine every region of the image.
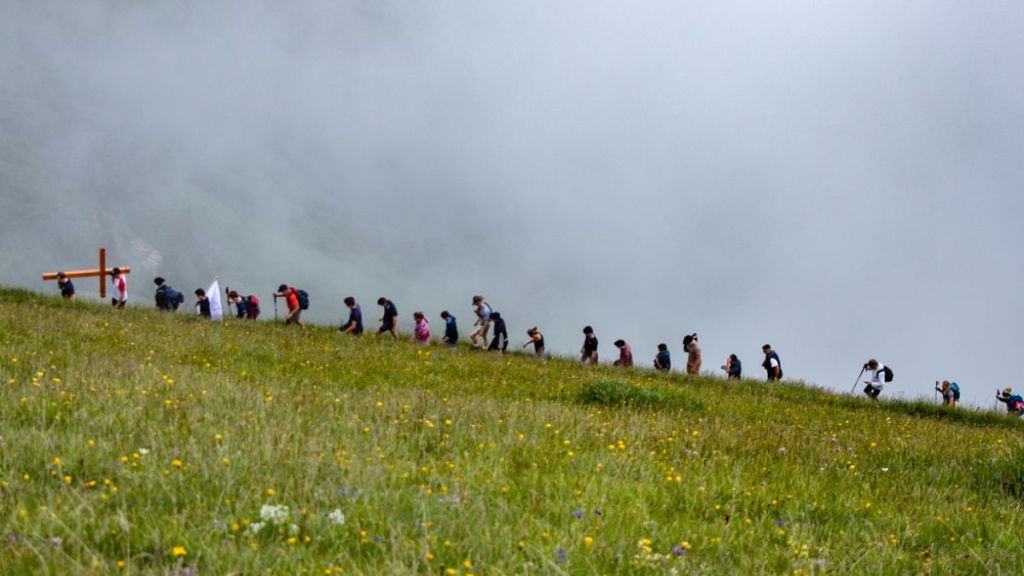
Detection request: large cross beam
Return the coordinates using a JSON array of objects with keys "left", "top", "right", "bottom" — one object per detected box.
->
[{"left": 41, "top": 247, "right": 131, "bottom": 299}]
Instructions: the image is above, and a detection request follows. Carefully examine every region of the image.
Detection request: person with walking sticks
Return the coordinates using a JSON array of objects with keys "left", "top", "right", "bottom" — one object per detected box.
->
[
  {"left": 861, "top": 359, "right": 891, "bottom": 399},
  {"left": 936, "top": 380, "right": 960, "bottom": 408}
]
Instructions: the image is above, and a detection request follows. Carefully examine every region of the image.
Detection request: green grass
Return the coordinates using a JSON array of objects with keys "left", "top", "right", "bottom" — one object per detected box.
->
[{"left": 0, "top": 287, "right": 1022, "bottom": 574}]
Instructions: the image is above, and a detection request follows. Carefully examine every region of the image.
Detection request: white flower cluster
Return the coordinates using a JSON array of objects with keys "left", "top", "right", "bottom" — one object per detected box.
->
[
  {"left": 328, "top": 509, "right": 346, "bottom": 526},
  {"left": 260, "top": 504, "right": 291, "bottom": 526}
]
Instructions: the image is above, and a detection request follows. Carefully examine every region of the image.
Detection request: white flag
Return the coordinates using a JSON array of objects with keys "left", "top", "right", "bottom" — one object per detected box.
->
[{"left": 207, "top": 279, "right": 223, "bottom": 320}]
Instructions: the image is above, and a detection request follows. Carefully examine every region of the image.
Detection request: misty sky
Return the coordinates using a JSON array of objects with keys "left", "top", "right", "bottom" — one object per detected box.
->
[{"left": 2, "top": 1, "right": 1022, "bottom": 406}]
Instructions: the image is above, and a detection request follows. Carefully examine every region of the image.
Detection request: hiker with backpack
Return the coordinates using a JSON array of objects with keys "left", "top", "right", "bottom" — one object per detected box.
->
[
  {"left": 762, "top": 344, "right": 782, "bottom": 381},
  {"left": 683, "top": 333, "right": 702, "bottom": 375},
  {"left": 996, "top": 388, "right": 1024, "bottom": 416},
  {"left": 377, "top": 297, "right": 398, "bottom": 339},
  {"left": 273, "top": 284, "right": 306, "bottom": 328},
  {"left": 340, "top": 297, "right": 363, "bottom": 334},
  {"left": 227, "top": 290, "right": 260, "bottom": 320},
  {"left": 154, "top": 277, "right": 185, "bottom": 311},
  {"left": 936, "top": 380, "right": 960, "bottom": 408},
  {"left": 194, "top": 288, "right": 212, "bottom": 318},
  {"left": 470, "top": 295, "right": 492, "bottom": 349},
  {"left": 56, "top": 272, "right": 75, "bottom": 300},
  {"left": 487, "top": 311, "right": 509, "bottom": 353},
  {"left": 522, "top": 327, "right": 546, "bottom": 358},
  {"left": 654, "top": 343, "right": 671, "bottom": 372},
  {"left": 440, "top": 311, "right": 458, "bottom": 347},
  {"left": 580, "top": 326, "right": 599, "bottom": 365},
  {"left": 613, "top": 339, "right": 634, "bottom": 367},
  {"left": 722, "top": 354, "right": 742, "bottom": 379},
  {"left": 861, "top": 359, "right": 891, "bottom": 399}
]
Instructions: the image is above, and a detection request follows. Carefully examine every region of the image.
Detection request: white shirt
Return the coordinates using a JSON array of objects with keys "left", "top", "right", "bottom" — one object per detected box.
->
[{"left": 867, "top": 364, "right": 885, "bottom": 388}]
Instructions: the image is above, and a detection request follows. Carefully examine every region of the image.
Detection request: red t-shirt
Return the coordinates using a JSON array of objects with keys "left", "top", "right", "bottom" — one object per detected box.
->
[{"left": 285, "top": 289, "right": 299, "bottom": 311}]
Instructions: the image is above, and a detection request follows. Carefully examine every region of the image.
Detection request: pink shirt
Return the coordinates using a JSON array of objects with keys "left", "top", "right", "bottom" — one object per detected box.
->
[{"left": 414, "top": 318, "right": 430, "bottom": 343}]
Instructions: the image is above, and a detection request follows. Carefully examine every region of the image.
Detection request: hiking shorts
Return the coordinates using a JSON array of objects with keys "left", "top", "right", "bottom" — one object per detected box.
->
[{"left": 286, "top": 309, "right": 302, "bottom": 324}]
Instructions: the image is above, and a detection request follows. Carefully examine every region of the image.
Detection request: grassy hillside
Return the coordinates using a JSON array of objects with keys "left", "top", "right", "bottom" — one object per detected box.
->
[{"left": 0, "top": 288, "right": 1022, "bottom": 575}]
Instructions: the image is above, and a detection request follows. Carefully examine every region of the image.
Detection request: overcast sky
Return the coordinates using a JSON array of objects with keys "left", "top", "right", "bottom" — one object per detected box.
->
[{"left": 2, "top": 1, "right": 1022, "bottom": 407}]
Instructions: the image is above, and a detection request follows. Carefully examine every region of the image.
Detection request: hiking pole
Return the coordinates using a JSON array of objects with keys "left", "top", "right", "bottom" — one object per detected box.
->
[
  {"left": 273, "top": 295, "right": 278, "bottom": 321},
  {"left": 850, "top": 366, "right": 866, "bottom": 394},
  {"left": 225, "top": 285, "right": 232, "bottom": 318}
]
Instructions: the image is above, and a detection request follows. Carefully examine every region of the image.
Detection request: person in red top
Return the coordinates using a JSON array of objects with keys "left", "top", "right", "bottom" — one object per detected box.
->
[
  {"left": 110, "top": 267, "right": 127, "bottom": 309},
  {"left": 274, "top": 284, "right": 304, "bottom": 328},
  {"left": 613, "top": 339, "right": 634, "bottom": 367}
]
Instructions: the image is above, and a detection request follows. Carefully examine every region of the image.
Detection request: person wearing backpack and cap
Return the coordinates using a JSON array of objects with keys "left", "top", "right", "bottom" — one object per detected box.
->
[
  {"left": 274, "top": 284, "right": 305, "bottom": 328},
  {"left": 861, "top": 359, "right": 889, "bottom": 399},
  {"left": 996, "top": 388, "right": 1024, "bottom": 416},
  {"left": 228, "top": 290, "right": 260, "bottom": 320},
  {"left": 154, "top": 277, "right": 185, "bottom": 311},
  {"left": 935, "top": 380, "right": 960, "bottom": 408}
]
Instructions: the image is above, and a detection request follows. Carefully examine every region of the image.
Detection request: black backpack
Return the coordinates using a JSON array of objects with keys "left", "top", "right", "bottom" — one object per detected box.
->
[
  {"left": 296, "top": 289, "right": 310, "bottom": 310},
  {"left": 881, "top": 365, "right": 894, "bottom": 382}
]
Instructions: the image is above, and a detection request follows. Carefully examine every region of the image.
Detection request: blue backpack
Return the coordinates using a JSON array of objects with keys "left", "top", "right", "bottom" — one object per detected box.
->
[
  {"left": 296, "top": 289, "right": 310, "bottom": 310},
  {"left": 949, "top": 381, "right": 960, "bottom": 401}
]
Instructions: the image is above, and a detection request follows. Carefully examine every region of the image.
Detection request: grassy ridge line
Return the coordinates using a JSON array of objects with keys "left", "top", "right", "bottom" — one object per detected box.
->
[
  {"left": 0, "top": 286, "right": 1023, "bottom": 574},
  {"left": 5, "top": 285, "right": 1012, "bottom": 428}
]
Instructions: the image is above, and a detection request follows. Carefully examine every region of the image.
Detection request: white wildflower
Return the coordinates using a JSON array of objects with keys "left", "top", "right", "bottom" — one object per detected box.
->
[
  {"left": 250, "top": 522, "right": 265, "bottom": 534},
  {"left": 259, "top": 504, "right": 290, "bottom": 525},
  {"left": 328, "top": 509, "right": 346, "bottom": 526}
]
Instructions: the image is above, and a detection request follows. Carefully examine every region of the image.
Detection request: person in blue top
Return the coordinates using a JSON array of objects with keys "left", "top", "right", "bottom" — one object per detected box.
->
[
  {"left": 654, "top": 343, "right": 671, "bottom": 372},
  {"left": 154, "top": 277, "right": 184, "bottom": 311},
  {"left": 377, "top": 297, "right": 398, "bottom": 339},
  {"left": 340, "top": 297, "right": 363, "bottom": 335},
  {"left": 57, "top": 272, "right": 76, "bottom": 300},
  {"left": 722, "top": 354, "right": 742, "bottom": 379},
  {"left": 440, "top": 311, "right": 459, "bottom": 347},
  {"left": 996, "top": 388, "right": 1024, "bottom": 416}
]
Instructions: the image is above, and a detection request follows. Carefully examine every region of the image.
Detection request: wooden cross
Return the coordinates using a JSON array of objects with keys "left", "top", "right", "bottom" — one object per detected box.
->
[{"left": 41, "top": 247, "right": 131, "bottom": 299}]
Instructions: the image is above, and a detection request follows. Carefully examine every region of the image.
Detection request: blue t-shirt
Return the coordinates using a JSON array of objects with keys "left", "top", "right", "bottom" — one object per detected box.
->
[
  {"left": 381, "top": 301, "right": 398, "bottom": 329},
  {"left": 656, "top": 350, "right": 671, "bottom": 369},
  {"left": 60, "top": 279, "right": 75, "bottom": 298},
  {"left": 347, "top": 305, "right": 363, "bottom": 334},
  {"left": 445, "top": 316, "right": 459, "bottom": 343}
]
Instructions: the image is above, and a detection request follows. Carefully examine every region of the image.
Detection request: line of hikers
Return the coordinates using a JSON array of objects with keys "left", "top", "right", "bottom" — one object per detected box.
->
[{"left": 57, "top": 274, "right": 996, "bottom": 413}]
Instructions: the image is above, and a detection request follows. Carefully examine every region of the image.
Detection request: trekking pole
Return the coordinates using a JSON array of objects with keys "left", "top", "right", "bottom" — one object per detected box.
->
[
  {"left": 273, "top": 295, "right": 278, "bottom": 321},
  {"left": 225, "top": 285, "right": 232, "bottom": 318},
  {"left": 850, "top": 366, "right": 866, "bottom": 394}
]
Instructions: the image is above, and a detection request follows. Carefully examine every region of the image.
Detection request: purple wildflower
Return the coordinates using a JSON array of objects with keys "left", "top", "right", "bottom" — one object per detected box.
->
[
  {"left": 556, "top": 546, "right": 568, "bottom": 564},
  {"left": 774, "top": 519, "right": 785, "bottom": 527},
  {"left": 571, "top": 508, "right": 584, "bottom": 519},
  {"left": 671, "top": 545, "right": 687, "bottom": 556}
]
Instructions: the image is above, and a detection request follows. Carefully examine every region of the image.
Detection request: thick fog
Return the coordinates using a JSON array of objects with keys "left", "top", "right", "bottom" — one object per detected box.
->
[{"left": 2, "top": 1, "right": 1022, "bottom": 406}]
